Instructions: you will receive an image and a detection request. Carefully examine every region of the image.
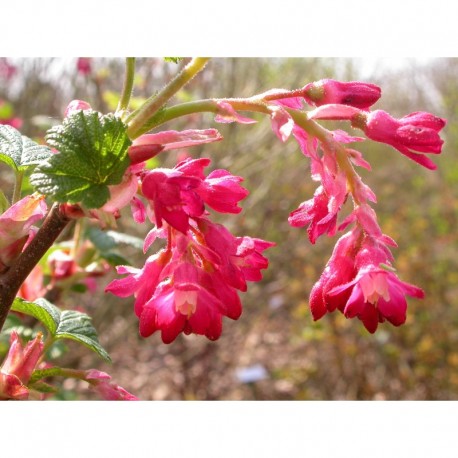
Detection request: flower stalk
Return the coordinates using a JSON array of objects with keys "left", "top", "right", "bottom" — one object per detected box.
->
[
  {"left": 116, "top": 57, "right": 136, "bottom": 116},
  {"left": 127, "top": 57, "right": 211, "bottom": 139}
]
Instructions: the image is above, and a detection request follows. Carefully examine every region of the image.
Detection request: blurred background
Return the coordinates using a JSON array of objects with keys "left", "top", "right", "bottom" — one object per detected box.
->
[{"left": 0, "top": 57, "right": 457, "bottom": 400}]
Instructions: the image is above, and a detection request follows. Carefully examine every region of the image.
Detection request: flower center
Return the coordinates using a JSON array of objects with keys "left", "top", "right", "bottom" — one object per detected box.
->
[
  {"left": 361, "top": 272, "right": 390, "bottom": 304},
  {"left": 175, "top": 290, "right": 198, "bottom": 318}
]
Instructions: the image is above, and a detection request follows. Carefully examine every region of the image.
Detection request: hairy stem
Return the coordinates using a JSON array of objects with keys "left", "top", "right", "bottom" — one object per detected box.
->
[
  {"left": 116, "top": 57, "right": 136, "bottom": 116},
  {"left": 0, "top": 203, "right": 70, "bottom": 331},
  {"left": 127, "top": 57, "right": 210, "bottom": 138}
]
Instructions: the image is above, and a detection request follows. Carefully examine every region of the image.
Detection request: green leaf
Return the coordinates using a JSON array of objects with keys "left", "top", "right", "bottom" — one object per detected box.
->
[
  {"left": 30, "top": 367, "right": 65, "bottom": 384},
  {"left": 54, "top": 310, "right": 110, "bottom": 363},
  {"left": 0, "top": 124, "right": 52, "bottom": 171},
  {"left": 30, "top": 110, "right": 132, "bottom": 209},
  {"left": 11, "top": 297, "right": 59, "bottom": 335},
  {"left": 87, "top": 226, "right": 144, "bottom": 252},
  {"left": 11, "top": 298, "right": 111, "bottom": 363},
  {"left": 29, "top": 380, "right": 59, "bottom": 394},
  {"left": 70, "top": 283, "right": 88, "bottom": 293},
  {"left": 100, "top": 252, "right": 130, "bottom": 267}
]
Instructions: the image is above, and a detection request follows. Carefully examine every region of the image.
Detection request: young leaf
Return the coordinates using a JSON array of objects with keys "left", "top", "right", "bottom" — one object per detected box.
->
[
  {"left": 0, "top": 124, "right": 52, "bottom": 171},
  {"left": 30, "top": 110, "right": 132, "bottom": 209},
  {"left": 11, "top": 298, "right": 111, "bottom": 362},
  {"left": 29, "top": 367, "right": 65, "bottom": 384}
]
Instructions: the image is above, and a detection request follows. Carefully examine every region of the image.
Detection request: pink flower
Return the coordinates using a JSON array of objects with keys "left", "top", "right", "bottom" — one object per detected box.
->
[
  {"left": 302, "top": 79, "right": 381, "bottom": 110},
  {"left": 138, "top": 262, "right": 230, "bottom": 342},
  {"left": 0, "top": 195, "right": 47, "bottom": 271},
  {"left": 0, "top": 332, "right": 44, "bottom": 400},
  {"left": 48, "top": 249, "right": 76, "bottom": 280},
  {"left": 327, "top": 234, "right": 424, "bottom": 333},
  {"left": 288, "top": 184, "right": 347, "bottom": 244},
  {"left": 76, "top": 58, "right": 92, "bottom": 75},
  {"left": 329, "top": 264, "right": 424, "bottom": 333},
  {"left": 269, "top": 105, "right": 294, "bottom": 142},
  {"left": 214, "top": 101, "right": 257, "bottom": 124},
  {"left": 106, "top": 218, "right": 273, "bottom": 343},
  {"left": 196, "top": 218, "right": 274, "bottom": 292},
  {"left": 105, "top": 250, "right": 170, "bottom": 317},
  {"left": 85, "top": 370, "right": 138, "bottom": 400},
  {"left": 141, "top": 158, "right": 248, "bottom": 233},
  {"left": 197, "top": 169, "right": 248, "bottom": 214},
  {"left": 308, "top": 104, "right": 363, "bottom": 121},
  {"left": 102, "top": 167, "right": 139, "bottom": 213},
  {"left": 128, "top": 129, "right": 222, "bottom": 164},
  {"left": 141, "top": 166, "right": 203, "bottom": 233},
  {"left": 309, "top": 229, "right": 361, "bottom": 320},
  {"left": 354, "top": 110, "right": 446, "bottom": 170}
]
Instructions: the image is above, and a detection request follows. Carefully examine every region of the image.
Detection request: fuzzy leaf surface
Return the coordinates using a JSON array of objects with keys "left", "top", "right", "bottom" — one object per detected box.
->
[
  {"left": 0, "top": 125, "right": 52, "bottom": 171},
  {"left": 30, "top": 110, "right": 131, "bottom": 209}
]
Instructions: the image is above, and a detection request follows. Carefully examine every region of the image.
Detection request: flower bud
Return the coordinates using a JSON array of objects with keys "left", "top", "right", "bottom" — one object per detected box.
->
[
  {"left": 303, "top": 79, "right": 381, "bottom": 110},
  {"left": 64, "top": 100, "right": 92, "bottom": 118}
]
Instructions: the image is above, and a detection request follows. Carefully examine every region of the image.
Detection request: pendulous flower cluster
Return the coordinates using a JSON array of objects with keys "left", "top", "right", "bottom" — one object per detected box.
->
[
  {"left": 279, "top": 79, "right": 445, "bottom": 332},
  {"left": 106, "top": 157, "right": 273, "bottom": 342},
  {"left": 102, "top": 119, "right": 274, "bottom": 343},
  {"left": 95, "top": 74, "right": 446, "bottom": 339},
  {"left": 214, "top": 78, "right": 446, "bottom": 333}
]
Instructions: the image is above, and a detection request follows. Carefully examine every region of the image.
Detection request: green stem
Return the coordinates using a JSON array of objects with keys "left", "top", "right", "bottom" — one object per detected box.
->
[
  {"left": 56, "top": 368, "right": 88, "bottom": 380},
  {"left": 12, "top": 170, "right": 24, "bottom": 204},
  {"left": 70, "top": 218, "right": 86, "bottom": 258},
  {"left": 144, "top": 96, "right": 363, "bottom": 203},
  {"left": 139, "top": 98, "right": 271, "bottom": 132},
  {"left": 116, "top": 57, "right": 136, "bottom": 116},
  {"left": 127, "top": 57, "right": 211, "bottom": 138},
  {"left": 38, "top": 334, "right": 56, "bottom": 365}
]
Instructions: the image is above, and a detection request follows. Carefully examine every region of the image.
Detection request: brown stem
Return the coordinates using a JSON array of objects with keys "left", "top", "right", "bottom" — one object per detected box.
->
[{"left": 0, "top": 203, "right": 70, "bottom": 331}]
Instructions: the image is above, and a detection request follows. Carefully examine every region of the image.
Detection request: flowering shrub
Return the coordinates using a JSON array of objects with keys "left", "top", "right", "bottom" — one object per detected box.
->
[{"left": 0, "top": 58, "right": 446, "bottom": 400}]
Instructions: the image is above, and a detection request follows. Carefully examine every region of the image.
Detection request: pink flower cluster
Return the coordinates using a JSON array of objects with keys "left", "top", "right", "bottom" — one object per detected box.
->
[
  {"left": 106, "top": 155, "right": 273, "bottom": 343},
  {"left": 74, "top": 72, "right": 446, "bottom": 339},
  {"left": 281, "top": 79, "right": 446, "bottom": 332},
  {"left": 309, "top": 206, "right": 423, "bottom": 332},
  {"left": 81, "top": 100, "right": 275, "bottom": 343},
  {"left": 220, "top": 79, "right": 445, "bottom": 333}
]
